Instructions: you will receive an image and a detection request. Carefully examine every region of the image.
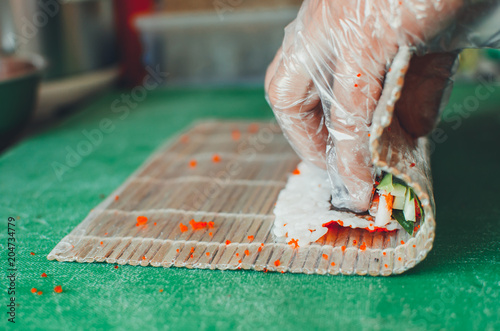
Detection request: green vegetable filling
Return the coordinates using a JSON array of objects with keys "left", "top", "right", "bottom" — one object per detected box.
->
[{"left": 376, "top": 172, "right": 424, "bottom": 235}]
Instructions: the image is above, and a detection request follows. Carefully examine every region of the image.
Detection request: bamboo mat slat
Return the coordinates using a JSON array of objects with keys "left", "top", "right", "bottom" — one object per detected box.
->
[{"left": 48, "top": 121, "right": 414, "bottom": 275}]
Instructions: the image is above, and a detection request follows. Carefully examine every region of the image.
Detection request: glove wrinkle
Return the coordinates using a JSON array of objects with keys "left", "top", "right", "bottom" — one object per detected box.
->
[{"left": 265, "top": 0, "right": 499, "bottom": 213}]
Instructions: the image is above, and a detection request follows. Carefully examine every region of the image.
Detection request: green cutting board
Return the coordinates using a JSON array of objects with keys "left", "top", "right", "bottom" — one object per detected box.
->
[{"left": 1, "top": 86, "right": 499, "bottom": 330}]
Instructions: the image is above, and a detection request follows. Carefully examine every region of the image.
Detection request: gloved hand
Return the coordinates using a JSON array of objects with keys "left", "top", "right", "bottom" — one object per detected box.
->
[{"left": 265, "top": 0, "right": 499, "bottom": 212}]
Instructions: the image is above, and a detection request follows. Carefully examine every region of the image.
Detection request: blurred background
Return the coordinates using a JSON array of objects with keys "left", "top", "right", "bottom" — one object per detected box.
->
[{"left": 0, "top": 0, "right": 499, "bottom": 151}]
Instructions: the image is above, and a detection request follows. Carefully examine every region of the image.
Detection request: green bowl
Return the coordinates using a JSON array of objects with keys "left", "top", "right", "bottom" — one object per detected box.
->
[{"left": 0, "top": 54, "right": 46, "bottom": 146}]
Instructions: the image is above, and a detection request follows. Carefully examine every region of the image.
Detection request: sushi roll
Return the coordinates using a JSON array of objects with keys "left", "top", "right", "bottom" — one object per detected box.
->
[{"left": 273, "top": 46, "right": 436, "bottom": 275}]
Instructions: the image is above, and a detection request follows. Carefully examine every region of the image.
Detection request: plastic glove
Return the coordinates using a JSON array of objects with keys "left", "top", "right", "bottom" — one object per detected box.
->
[{"left": 265, "top": 0, "right": 500, "bottom": 212}]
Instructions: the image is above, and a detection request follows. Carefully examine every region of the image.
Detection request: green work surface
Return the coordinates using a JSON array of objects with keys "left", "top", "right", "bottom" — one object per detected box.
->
[{"left": 1, "top": 86, "right": 499, "bottom": 330}]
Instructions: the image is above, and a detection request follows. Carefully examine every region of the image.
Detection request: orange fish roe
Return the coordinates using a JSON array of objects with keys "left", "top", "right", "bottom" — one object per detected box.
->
[
  {"left": 142, "top": 256, "right": 146, "bottom": 260},
  {"left": 410, "top": 162, "right": 416, "bottom": 168},
  {"left": 154, "top": 222, "right": 157, "bottom": 226},
  {"left": 401, "top": 240, "right": 405, "bottom": 245},
  {"left": 159, "top": 289, "right": 164, "bottom": 293},
  {"left": 105, "top": 232, "right": 108, "bottom": 235},
  {"left": 176, "top": 249, "right": 180, "bottom": 253},
  {"left": 331, "top": 262, "right": 336, "bottom": 267},
  {"left": 360, "top": 242, "right": 367, "bottom": 251},
  {"left": 258, "top": 247, "right": 262, "bottom": 252},
  {"left": 292, "top": 168, "right": 301, "bottom": 175},
  {"left": 274, "top": 260, "right": 281, "bottom": 267},
  {"left": 225, "top": 240, "right": 231, "bottom": 245},
  {"left": 208, "top": 221, "right": 214, "bottom": 229},
  {"left": 384, "top": 264, "right": 388, "bottom": 268},
  {"left": 206, "top": 252, "right": 210, "bottom": 257},
  {"left": 398, "top": 257, "right": 402, "bottom": 261},
  {"left": 100, "top": 241, "right": 104, "bottom": 245},
  {"left": 54, "top": 285, "right": 63, "bottom": 294},
  {"left": 30, "top": 252, "right": 35, "bottom": 256},
  {"left": 236, "top": 253, "right": 239, "bottom": 257},
  {"left": 190, "top": 247, "right": 195, "bottom": 253},
  {"left": 136, "top": 216, "right": 148, "bottom": 226},
  {"left": 114, "top": 266, "right": 119, "bottom": 269},
  {"left": 212, "top": 154, "right": 221, "bottom": 163},
  {"left": 190, "top": 254, "right": 194, "bottom": 258},
  {"left": 322, "top": 254, "right": 328, "bottom": 260},
  {"left": 244, "top": 250, "right": 250, "bottom": 256},
  {"left": 353, "top": 240, "right": 357, "bottom": 245},
  {"left": 413, "top": 244, "right": 416, "bottom": 248},
  {"left": 263, "top": 268, "right": 268, "bottom": 273},
  {"left": 115, "top": 195, "right": 119, "bottom": 201},
  {"left": 238, "top": 260, "right": 242, "bottom": 263},
  {"left": 341, "top": 246, "right": 346, "bottom": 252},
  {"left": 383, "top": 252, "right": 387, "bottom": 256},
  {"left": 247, "top": 235, "right": 254, "bottom": 241},
  {"left": 354, "top": 84, "right": 359, "bottom": 87},
  {"left": 37, "top": 291, "right": 43, "bottom": 295},
  {"left": 41, "top": 273, "right": 47, "bottom": 278},
  {"left": 288, "top": 238, "right": 299, "bottom": 249},
  {"left": 179, "top": 223, "right": 188, "bottom": 232},
  {"left": 209, "top": 232, "right": 213, "bottom": 237},
  {"left": 31, "top": 288, "right": 37, "bottom": 293},
  {"left": 189, "top": 219, "right": 208, "bottom": 230},
  {"left": 261, "top": 243, "right": 264, "bottom": 247},
  {"left": 189, "top": 160, "right": 197, "bottom": 168},
  {"left": 357, "top": 73, "right": 361, "bottom": 77},
  {"left": 248, "top": 123, "right": 259, "bottom": 133},
  {"left": 231, "top": 130, "right": 241, "bottom": 141}
]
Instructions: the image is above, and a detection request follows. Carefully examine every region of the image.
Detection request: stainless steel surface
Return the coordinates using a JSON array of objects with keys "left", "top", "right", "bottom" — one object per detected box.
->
[
  {"left": 135, "top": 8, "right": 298, "bottom": 86},
  {"left": 4, "top": 0, "right": 117, "bottom": 80}
]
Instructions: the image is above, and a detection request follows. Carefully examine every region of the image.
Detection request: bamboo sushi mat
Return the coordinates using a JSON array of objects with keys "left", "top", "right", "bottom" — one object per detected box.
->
[{"left": 48, "top": 121, "right": 413, "bottom": 276}]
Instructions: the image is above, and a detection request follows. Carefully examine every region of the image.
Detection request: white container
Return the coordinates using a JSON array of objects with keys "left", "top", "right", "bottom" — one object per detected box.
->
[{"left": 135, "top": 8, "right": 299, "bottom": 86}]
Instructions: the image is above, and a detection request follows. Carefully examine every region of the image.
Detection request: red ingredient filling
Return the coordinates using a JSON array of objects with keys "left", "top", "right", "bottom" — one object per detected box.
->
[{"left": 322, "top": 220, "right": 396, "bottom": 233}]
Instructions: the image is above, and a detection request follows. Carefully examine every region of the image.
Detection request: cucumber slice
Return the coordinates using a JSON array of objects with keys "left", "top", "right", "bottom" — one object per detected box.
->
[
  {"left": 392, "top": 183, "right": 407, "bottom": 197},
  {"left": 377, "top": 173, "right": 393, "bottom": 193},
  {"left": 403, "top": 189, "right": 416, "bottom": 221},
  {"left": 393, "top": 195, "right": 405, "bottom": 210}
]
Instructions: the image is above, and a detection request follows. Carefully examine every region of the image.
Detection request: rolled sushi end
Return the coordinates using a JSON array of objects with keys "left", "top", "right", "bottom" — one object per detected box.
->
[{"left": 370, "top": 172, "right": 424, "bottom": 235}]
